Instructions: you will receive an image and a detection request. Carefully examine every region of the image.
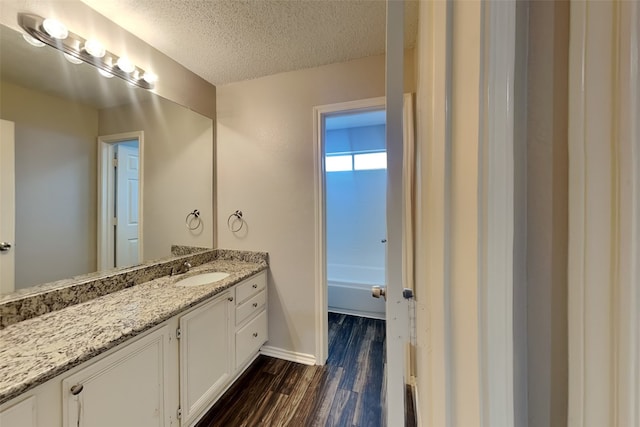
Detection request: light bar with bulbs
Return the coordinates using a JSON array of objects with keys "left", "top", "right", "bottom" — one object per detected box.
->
[{"left": 18, "top": 13, "right": 158, "bottom": 90}]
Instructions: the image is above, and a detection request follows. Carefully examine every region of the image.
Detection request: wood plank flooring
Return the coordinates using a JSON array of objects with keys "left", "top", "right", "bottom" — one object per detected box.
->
[{"left": 196, "top": 313, "right": 386, "bottom": 427}]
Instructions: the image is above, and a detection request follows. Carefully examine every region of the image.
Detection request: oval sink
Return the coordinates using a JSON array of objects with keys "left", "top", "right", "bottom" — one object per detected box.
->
[{"left": 175, "top": 272, "right": 230, "bottom": 287}]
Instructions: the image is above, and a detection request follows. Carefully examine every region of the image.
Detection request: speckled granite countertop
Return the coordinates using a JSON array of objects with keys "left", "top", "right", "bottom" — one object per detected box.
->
[{"left": 0, "top": 258, "right": 267, "bottom": 405}]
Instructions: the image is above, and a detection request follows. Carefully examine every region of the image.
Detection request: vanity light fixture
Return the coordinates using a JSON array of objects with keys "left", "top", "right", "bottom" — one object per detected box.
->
[
  {"left": 63, "top": 52, "right": 83, "bottom": 65},
  {"left": 18, "top": 13, "right": 157, "bottom": 90},
  {"left": 142, "top": 72, "right": 158, "bottom": 84},
  {"left": 98, "top": 69, "right": 114, "bottom": 78},
  {"left": 22, "top": 33, "right": 45, "bottom": 47},
  {"left": 84, "top": 39, "right": 106, "bottom": 58},
  {"left": 42, "top": 18, "right": 68, "bottom": 40},
  {"left": 116, "top": 56, "right": 135, "bottom": 73}
]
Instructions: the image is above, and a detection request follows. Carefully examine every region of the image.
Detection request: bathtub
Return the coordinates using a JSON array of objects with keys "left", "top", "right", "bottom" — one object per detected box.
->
[{"left": 327, "top": 264, "right": 386, "bottom": 320}]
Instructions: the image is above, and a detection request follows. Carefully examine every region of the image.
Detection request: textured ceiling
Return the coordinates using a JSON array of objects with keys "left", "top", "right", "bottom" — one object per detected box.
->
[{"left": 80, "top": 0, "right": 418, "bottom": 86}]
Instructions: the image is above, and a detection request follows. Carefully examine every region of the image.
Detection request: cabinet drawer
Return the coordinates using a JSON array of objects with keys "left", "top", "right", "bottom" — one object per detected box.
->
[
  {"left": 235, "top": 310, "right": 267, "bottom": 369},
  {"left": 235, "top": 271, "right": 266, "bottom": 304},
  {"left": 236, "top": 290, "right": 266, "bottom": 325}
]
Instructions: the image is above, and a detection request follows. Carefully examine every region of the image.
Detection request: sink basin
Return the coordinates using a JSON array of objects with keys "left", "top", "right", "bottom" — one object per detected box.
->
[{"left": 175, "top": 272, "right": 230, "bottom": 287}]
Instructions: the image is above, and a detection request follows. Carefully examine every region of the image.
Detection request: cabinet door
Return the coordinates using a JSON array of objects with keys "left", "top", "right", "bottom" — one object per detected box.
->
[
  {"left": 179, "top": 292, "right": 232, "bottom": 425},
  {"left": 62, "top": 325, "right": 171, "bottom": 427},
  {"left": 0, "top": 396, "right": 36, "bottom": 427}
]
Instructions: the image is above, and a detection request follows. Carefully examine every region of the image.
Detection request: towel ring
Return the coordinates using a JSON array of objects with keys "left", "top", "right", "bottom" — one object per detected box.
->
[
  {"left": 227, "top": 210, "right": 244, "bottom": 232},
  {"left": 185, "top": 209, "right": 202, "bottom": 231}
]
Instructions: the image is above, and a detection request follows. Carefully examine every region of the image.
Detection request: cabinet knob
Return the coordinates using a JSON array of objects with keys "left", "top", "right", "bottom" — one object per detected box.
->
[
  {"left": 252, "top": 302, "right": 258, "bottom": 308},
  {"left": 252, "top": 284, "right": 258, "bottom": 289},
  {"left": 228, "top": 296, "right": 234, "bottom": 302},
  {"left": 70, "top": 384, "right": 84, "bottom": 395},
  {"left": 253, "top": 332, "right": 258, "bottom": 338}
]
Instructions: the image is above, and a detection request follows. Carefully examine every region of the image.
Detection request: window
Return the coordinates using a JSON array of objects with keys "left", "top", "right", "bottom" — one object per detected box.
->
[
  {"left": 325, "top": 151, "right": 386, "bottom": 172},
  {"left": 354, "top": 152, "right": 387, "bottom": 170},
  {"left": 325, "top": 155, "right": 353, "bottom": 172}
]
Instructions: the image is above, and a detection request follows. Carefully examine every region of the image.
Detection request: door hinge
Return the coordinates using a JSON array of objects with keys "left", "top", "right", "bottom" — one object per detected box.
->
[
  {"left": 177, "top": 407, "right": 182, "bottom": 420},
  {"left": 112, "top": 158, "right": 118, "bottom": 168},
  {"left": 176, "top": 328, "right": 182, "bottom": 339},
  {"left": 112, "top": 217, "right": 118, "bottom": 226}
]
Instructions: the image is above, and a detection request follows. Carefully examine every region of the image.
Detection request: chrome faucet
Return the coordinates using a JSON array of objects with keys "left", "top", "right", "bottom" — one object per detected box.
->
[{"left": 171, "top": 261, "right": 192, "bottom": 276}]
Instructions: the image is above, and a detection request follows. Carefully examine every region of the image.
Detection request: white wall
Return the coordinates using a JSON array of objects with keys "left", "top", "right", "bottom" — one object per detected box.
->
[
  {"left": 216, "top": 52, "right": 414, "bottom": 358},
  {"left": 326, "top": 169, "right": 386, "bottom": 283},
  {"left": 99, "top": 98, "right": 214, "bottom": 261},
  {"left": 325, "top": 124, "right": 386, "bottom": 284},
  {"left": 0, "top": 81, "right": 98, "bottom": 288}
]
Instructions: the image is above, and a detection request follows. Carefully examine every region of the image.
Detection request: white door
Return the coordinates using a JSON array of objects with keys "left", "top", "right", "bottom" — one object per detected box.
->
[
  {"left": 115, "top": 144, "right": 139, "bottom": 267},
  {"left": 179, "top": 293, "right": 232, "bottom": 426},
  {"left": 385, "top": 1, "right": 410, "bottom": 424},
  {"left": 0, "top": 119, "right": 15, "bottom": 294}
]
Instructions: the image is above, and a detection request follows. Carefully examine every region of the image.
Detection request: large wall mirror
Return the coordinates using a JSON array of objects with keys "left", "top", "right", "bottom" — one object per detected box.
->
[{"left": 0, "top": 23, "right": 214, "bottom": 295}]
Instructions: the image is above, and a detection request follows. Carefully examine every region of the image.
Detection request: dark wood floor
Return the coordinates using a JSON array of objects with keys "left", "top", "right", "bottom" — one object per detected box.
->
[{"left": 196, "top": 313, "right": 386, "bottom": 427}]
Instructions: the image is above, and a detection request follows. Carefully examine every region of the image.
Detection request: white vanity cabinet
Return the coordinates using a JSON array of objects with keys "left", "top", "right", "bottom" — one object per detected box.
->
[
  {"left": 62, "top": 325, "right": 172, "bottom": 427},
  {"left": 178, "top": 290, "right": 233, "bottom": 426},
  {"left": 0, "top": 396, "right": 37, "bottom": 427},
  {"left": 0, "top": 270, "right": 269, "bottom": 427}
]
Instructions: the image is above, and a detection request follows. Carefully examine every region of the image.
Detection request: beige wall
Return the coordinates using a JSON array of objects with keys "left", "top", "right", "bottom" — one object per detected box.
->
[
  {"left": 526, "top": 1, "right": 569, "bottom": 426},
  {"left": 0, "top": 0, "right": 216, "bottom": 119},
  {"left": 99, "top": 98, "right": 214, "bottom": 261},
  {"left": 0, "top": 81, "right": 99, "bottom": 288},
  {"left": 216, "top": 52, "right": 414, "bottom": 357}
]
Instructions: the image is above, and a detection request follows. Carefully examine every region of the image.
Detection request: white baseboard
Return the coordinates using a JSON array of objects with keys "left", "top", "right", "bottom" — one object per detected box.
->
[{"left": 260, "top": 345, "right": 316, "bottom": 366}]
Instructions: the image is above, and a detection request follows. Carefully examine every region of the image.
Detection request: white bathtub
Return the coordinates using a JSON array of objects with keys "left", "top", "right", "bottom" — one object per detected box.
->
[{"left": 327, "top": 264, "right": 386, "bottom": 320}]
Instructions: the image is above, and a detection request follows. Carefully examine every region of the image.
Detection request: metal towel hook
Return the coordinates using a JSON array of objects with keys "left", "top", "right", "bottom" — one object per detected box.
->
[
  {"left": 227, "top": 210, "right": 244, "bottom": 232},
  {"left": 185, "top": 209, "right": 202, "bottom": 231}
]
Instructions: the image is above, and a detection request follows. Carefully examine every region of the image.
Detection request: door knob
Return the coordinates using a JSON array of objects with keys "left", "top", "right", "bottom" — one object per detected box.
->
[
  {"left": 371, "top": 285, "right": 386, "bottom": 300},
  {"left": 0, "top": 242, "right": 11, "bottom": 252}
]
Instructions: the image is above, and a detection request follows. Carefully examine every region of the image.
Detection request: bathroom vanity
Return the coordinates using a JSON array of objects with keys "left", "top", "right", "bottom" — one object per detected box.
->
[{"left": 0, "top": 251, "right": 268, "bottom": 427}]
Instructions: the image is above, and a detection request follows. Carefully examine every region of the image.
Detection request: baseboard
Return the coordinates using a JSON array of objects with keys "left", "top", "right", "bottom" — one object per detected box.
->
[
  {"left": 260, "top": 345, "right": 316, "bottom": 365},
  {"left": 409, "top": 375, "right": 421, "bottom": 427},
  {"left": 328, "top": 307, "right": 386, "bottom": 321}
]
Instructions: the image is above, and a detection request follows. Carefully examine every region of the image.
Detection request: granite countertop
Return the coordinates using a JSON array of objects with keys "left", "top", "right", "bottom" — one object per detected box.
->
[{"left": 0, "top": 259, "right": 267, "bottom": 405}]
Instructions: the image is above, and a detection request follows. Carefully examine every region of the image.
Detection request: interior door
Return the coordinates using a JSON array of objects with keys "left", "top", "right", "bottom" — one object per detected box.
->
[
  {"left": 115, "top": 144, "right": 140, "bottom": 267},
  {"left": 384, "top": 1, "right": 410, "bottom": 424},
  {"left": 0, "top": 119, "right": 15, "bottom": 293}
]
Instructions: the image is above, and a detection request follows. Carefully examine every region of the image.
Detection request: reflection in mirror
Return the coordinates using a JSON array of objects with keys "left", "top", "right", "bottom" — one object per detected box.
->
[{"left": 0, "top": 24, "right": 214, "bottom": 294}]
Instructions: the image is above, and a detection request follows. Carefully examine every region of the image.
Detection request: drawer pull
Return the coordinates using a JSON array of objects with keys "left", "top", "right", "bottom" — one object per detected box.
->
[
  {"left": 228, "top": 297, "right": 234, "bottom": 302},
  {"left": 253, "top": 332, "right": 258, "bottom": 338},
  {"left": 70, "top": 384, "right": 84, "bottom": 395},
  {"left": 252, "top": 302, "right": 258, "bottom": 308},
  {"left": 252, "top": 284, "right": 258, "bottom": 289}
]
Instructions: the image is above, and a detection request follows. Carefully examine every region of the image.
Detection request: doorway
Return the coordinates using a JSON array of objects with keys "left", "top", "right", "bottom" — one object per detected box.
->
[
  {"left": 314, "top": 94, "right": 414, "bottom": 425},
  {"left": 324, "top": 109, "right": 387, "bottom": 320},
  {"left": 97, "top": 132, "right": 144, "bottom": 270}
]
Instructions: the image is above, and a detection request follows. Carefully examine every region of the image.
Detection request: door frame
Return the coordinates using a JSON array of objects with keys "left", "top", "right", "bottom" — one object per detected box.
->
[
  {"left": 313, "top": 94, "right": 413, "bottom": 365},
  {"left": 0, "top": 119, "right": 15, "bottom": 294},
  {"left": 97, "top": 131, "right": 144, "bottom": 270},
  {"left": 313, "top": 96, "right": 386, "bottom": 365}
]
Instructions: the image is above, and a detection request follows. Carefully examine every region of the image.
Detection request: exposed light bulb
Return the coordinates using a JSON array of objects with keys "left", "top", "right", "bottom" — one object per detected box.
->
[
  {"left": 42, "top": 18, "right": 68, "bottom": 40},
  {"left": 142, "top": 72, "right": 158, "bottom": 84},
  {"left": 63, "top": 53, "right": 83, "bottom": 65},
  {"left": 84, "top": 39, "right": 105, "bottom": 58},
  {"left": 98, "top": 69, "right": 114, "bottom": 78},
  {"left": 116, "top": 57, "right": 135, "bottom": 73},
  {"left": 22, "top": 33, "right": 45, "bottom": 47}
]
